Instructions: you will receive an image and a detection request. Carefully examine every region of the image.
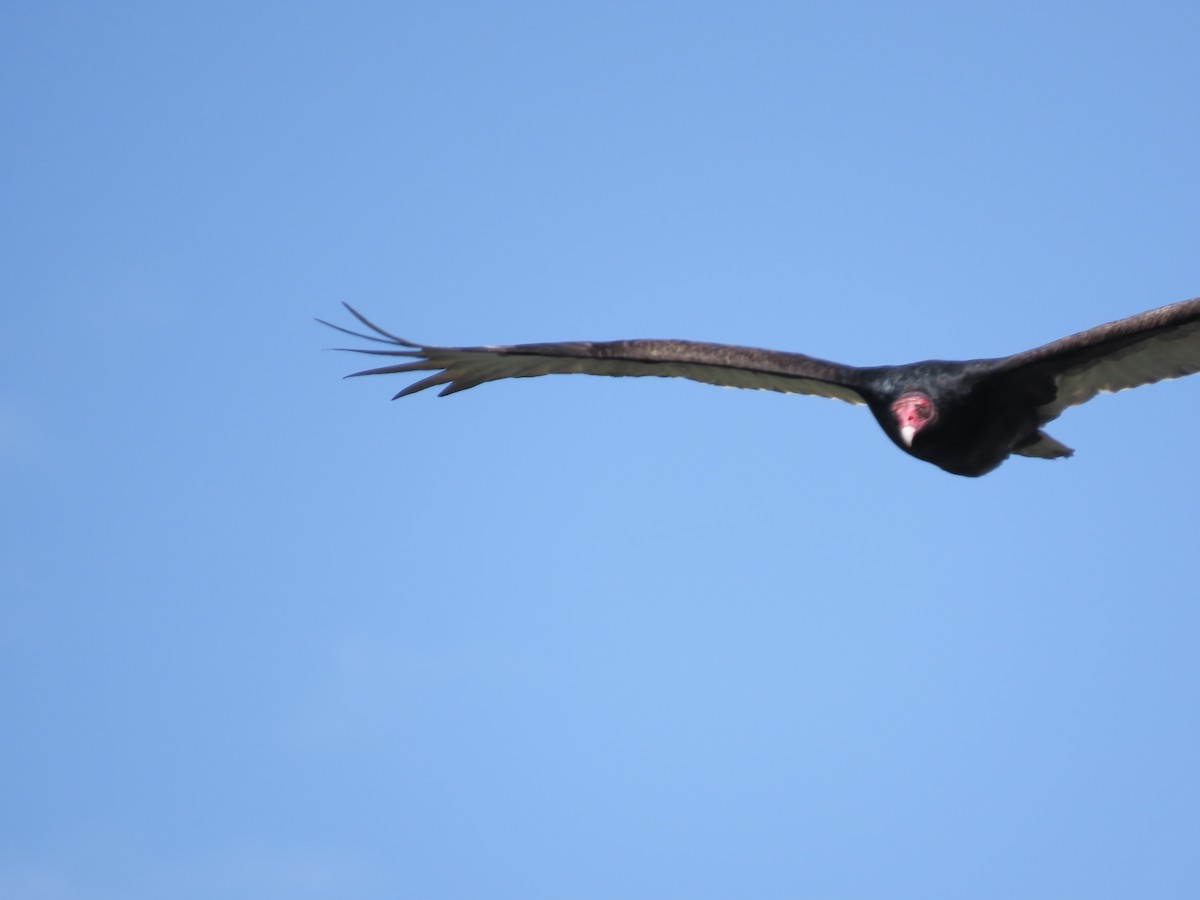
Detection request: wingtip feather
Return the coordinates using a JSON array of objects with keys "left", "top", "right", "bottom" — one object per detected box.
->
[{"left": 340, "top": 303, "right": 418, "bottom": 346}]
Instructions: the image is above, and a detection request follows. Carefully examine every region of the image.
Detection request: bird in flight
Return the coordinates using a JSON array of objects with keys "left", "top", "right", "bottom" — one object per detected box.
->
[{"left": 320, "top": 297, "right": 1200, "bottom": 477}]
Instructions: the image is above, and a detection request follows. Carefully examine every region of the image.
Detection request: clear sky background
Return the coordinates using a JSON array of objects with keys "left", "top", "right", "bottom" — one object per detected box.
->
[{"left": 2, "top": 2, "right": 1199, "bottom": 898}]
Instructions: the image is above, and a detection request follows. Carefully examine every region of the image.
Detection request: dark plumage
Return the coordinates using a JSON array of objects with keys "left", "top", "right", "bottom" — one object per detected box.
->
[{"left": 320, "top": 297, "right": 1200, "bottom": 476}]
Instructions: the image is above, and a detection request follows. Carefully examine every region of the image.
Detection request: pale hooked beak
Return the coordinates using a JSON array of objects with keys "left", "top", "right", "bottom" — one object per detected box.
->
[{"left": 900, "top": 425, "right": 916, "bottom": 447}]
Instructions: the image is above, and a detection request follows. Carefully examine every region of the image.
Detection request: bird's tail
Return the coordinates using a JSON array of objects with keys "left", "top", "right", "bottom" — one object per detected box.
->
[{"left": 1013, "top": 430, "right": 1075, "bottom": 460}]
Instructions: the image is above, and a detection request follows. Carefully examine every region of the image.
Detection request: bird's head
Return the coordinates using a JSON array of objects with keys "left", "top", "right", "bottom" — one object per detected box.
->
[{"left": 891, "top": 391, "right": 937, "bottom": 447}]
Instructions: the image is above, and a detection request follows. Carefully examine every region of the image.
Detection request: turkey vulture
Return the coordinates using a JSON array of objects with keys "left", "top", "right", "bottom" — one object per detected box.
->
[{"left": 320, "top": 297, "right": 1200, "bottom": 477}]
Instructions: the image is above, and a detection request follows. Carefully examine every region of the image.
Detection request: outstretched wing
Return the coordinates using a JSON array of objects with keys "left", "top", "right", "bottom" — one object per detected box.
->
[
  {"left": 991, "top": 297, "right": 1200, "bottom": 422},
  {"left": 319, "top": 304, "right": 868, "bottom": 405}
]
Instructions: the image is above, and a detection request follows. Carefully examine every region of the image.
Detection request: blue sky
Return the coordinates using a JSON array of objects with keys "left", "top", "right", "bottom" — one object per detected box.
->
[{"left": 2, "top": 2, "right": 1199, "bottom": 897}]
